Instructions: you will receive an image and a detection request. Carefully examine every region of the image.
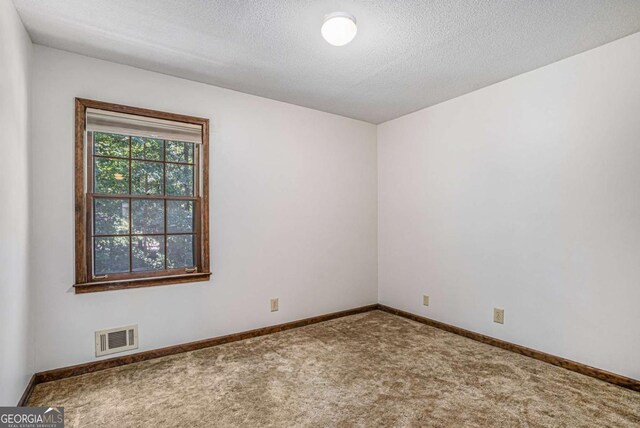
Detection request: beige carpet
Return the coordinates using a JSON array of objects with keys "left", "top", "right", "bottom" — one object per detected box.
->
[{"left": 29, "top": 310, "right": 639, "bottom": 427}]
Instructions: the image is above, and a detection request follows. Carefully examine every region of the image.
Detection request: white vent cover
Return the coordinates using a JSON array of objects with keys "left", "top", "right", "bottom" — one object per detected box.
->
[{"left": 95, "top": 325, "right": 138, "bottom": 357}]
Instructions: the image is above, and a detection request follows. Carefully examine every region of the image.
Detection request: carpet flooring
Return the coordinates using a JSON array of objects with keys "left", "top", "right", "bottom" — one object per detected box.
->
[{"left": 28, "top": 310, "right": 639, "bottom": 427}]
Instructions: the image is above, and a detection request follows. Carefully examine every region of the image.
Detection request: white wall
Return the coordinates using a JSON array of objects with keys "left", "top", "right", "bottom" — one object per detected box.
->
[
  {"left": 30, "top": 46, "right": 378, "bottom": 371},
  {"left": 0, "top": 0, "right": 33, "bottom": 405},
  {"left": 378, "top": 32, "right": 640, "bottom": 379}
]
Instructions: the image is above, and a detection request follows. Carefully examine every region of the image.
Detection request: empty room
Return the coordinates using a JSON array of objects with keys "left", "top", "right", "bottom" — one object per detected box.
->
[{"left": 1, "top": 0, "right": 639, "bottom": 426}]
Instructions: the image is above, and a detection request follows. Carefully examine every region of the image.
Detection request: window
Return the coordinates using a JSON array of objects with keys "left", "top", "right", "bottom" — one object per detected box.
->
[{"left": 74, "top": 99, "right": 210, "bottom": 293}]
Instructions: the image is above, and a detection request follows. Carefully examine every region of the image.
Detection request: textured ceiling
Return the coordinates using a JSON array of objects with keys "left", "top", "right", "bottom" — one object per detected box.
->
[{"left": 12, "top": 0, "right": 640, "bottom": 124}]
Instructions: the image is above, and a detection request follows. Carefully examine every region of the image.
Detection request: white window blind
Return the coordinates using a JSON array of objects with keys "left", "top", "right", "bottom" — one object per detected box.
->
[{"left": 86, "top": 108, "right": 202, "bottom": 143}]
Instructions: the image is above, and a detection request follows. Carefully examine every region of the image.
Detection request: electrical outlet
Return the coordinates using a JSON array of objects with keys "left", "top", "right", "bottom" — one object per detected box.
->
[
  {"left": 423, "top": 294, "right": 429, "bottom": 306},
  {"left": 493, "top": 308, "right": 504, "bottom": 324},
  {"left": 270, "top": 298, "right": 279, "bottom": 312}
]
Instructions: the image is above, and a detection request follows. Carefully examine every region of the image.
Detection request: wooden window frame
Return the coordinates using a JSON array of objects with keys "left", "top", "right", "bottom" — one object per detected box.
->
[{"left": 74, "top": 98, "right": 210, "bottom": 293}]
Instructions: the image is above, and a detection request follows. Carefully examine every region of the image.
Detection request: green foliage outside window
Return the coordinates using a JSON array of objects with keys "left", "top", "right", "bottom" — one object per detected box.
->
[{"left": 92, "top": 132, "right": 196, "bottom": 275}]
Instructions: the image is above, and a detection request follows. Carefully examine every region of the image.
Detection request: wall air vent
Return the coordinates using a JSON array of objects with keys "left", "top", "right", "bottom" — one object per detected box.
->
[{"left": 95, "top": 325, "right": 138, "bottom": 357}]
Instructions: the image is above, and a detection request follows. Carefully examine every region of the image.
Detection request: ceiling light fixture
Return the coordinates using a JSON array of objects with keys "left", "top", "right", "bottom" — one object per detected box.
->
[{"left": 321, "top": 12, "right": 357, "bottom": 46}]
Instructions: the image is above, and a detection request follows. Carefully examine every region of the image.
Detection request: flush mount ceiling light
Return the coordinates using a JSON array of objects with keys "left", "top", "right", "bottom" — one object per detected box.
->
[{"left": 321, "top": 12, "right": 357, "bottom": 46}]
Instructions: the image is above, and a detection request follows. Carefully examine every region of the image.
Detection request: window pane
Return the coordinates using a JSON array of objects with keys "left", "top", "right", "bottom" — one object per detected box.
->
[
  {"left": 167, "top": 235, "right": 195, "bottom": 269},
  {"left": 94, "top": 236, "right": 130, "bottom": 275},
  {"left": 132, "top": 236, "right": 165, "bottom": 272},
  {"left": 132, "top": 160, "right": 164, "bottom": 195},
  {"left": 166, "top": 164, "right": 194, "bottom": 196},
  {"left": 94, "top": 132, "right": 129, "bottom": 158},
  {"left": 167, "top": 200, "right": 193, "bottom": 233},
  {"left": 94, "top": 198, "right": 129, "bottom": 235},
  {"left": 95, "top": 158, "right": 129, "bottom": 194},
  {"left": 131, "top": 137, "right": 164, "bottom": 161},
  {"left": 132, "top": 199, "right": 164, "bottom": 234},
  {"left": 166, "top": 141, "right": 194, "bottom": 163}
]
